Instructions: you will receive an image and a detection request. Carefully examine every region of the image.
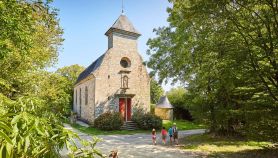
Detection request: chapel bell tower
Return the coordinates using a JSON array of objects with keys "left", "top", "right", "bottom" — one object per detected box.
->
[{"left": 105, "top": 14, "right": 141, "bottom": 50}]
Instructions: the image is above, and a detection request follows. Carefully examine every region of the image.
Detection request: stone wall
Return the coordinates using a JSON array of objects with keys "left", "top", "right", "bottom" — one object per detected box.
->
[
  {"left": 74, "top": 29, "right": 150, "bottom": 124},
  {"left": 73, "top": 76, "right": 95, "bottom": 123},
  {"left": 155, "top": 108, "right": 173, "bottom": 120},
  {"left": 92, "top": 33, "right": 150, "bottom": 120}
]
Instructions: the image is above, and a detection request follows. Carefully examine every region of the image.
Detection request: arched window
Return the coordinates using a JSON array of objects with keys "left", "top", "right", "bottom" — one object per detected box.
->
[
  {"left": 120, "top": 57, "right": 131, "bottom": 68},
  {"left": 85, "top": 86, "right": 88, "bottom": 105}
]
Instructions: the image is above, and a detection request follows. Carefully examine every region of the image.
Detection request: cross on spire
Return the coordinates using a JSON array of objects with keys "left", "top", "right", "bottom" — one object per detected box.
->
[{"left": 121, "top": 0, "right": 125, "bottom": 14}]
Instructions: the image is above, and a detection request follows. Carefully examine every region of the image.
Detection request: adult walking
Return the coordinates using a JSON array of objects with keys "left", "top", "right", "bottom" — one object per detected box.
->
[{"left": 172, "top": 123, "right": 179, "bottom": 145}]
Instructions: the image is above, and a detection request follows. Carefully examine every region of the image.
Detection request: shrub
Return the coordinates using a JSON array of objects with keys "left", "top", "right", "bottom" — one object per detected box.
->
[
  {"left": 132, "top": 111, "right": 162, "bottom": 130},
  {"left": 0, "top": 95, "right": 103, "bottom": 157},
  {"left": 167, "top": 88, "right": 193, "bottom": 121},
  {"left": 94, "top": 112, "right": 124, "bottom": 130}
]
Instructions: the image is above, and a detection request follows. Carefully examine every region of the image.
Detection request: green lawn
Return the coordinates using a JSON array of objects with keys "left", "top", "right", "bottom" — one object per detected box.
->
[
  {"left": 71, "top": 120, "right": 205, "bottom": 135},
  {"left": 182, "top": 134, "right": 278, "bottom": 157},
  {"left": 163, "top": 120, "right": 206, "bottom": 130},
  {"left": 71, "top": 123, "right": 149, "bottom": 135}
]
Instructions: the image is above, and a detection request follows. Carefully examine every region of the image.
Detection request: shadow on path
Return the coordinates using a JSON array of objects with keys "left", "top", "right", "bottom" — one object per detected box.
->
[{"left": 62, "top": 124, "right": 207, "bottom": 157}]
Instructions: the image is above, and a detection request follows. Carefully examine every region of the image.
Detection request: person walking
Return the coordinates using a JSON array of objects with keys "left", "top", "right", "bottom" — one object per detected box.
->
[
  {"left": 161, "top": 127, "right": 167, "bottom": 145},
  {"left": 152, "top": 128, "right": 157, "bottom": 145},
  {"left": 172, "top": 123, "right": 179, "bottom": 145},
  {"left": 168, "top": 126, "right": 173, "bottom": 145}
]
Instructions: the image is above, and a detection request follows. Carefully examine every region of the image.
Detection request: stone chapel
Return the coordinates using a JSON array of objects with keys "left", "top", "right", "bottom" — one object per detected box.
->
[{"left": 73, "top": 14, "right": 150, "bottom": 123}]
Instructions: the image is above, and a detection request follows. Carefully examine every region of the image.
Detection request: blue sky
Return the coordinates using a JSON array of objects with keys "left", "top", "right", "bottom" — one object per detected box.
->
[{"left": 51, "top": 0, "right": 173, "bottom": 90}]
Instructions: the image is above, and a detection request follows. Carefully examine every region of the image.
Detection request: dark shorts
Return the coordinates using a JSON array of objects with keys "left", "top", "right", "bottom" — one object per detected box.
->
[
  {"left": 162, "top": 135, "right": 167, "bottom": 139},
  {"left": 169, "top": 135, "right": 173, "bottom": 138}
]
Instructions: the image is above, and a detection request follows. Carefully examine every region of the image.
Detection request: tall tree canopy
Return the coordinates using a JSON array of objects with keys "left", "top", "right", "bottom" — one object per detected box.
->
[
  {"left": 150, "top": 79, "right": 164, "bottom": 104},
  {"left": 56, "top": 64, "right": 85, "bottom": 112},
  {"left": 147, "top": 0, "right": 278, "bottom": 141},
  {"left": 0, "top": 1, "right": 101, "bottom": 157},
  {"left": 167, "top": 87, "right": 192, "bottom": 120},
  {"left": 56, "top": 64, "right": 85, "bottom": 86},
  {"left": 0, "top": 0, "right": 63, "bottom": 99},
  {"left": 167, "top": 88, "right": 186, "bottom": 107}
]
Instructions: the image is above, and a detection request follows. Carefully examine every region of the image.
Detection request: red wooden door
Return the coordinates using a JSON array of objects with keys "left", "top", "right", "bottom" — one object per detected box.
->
[
  {"left": 119, "top": 98, "right": 125, "bottom": 119},
  {"left": 127, "top": 98, "right": 131, "bottom": 121}
]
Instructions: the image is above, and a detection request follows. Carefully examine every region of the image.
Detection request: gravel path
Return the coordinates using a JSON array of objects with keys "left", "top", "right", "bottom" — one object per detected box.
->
[{"left": 62, "top": 124, "right": 206, "bottom": 158}]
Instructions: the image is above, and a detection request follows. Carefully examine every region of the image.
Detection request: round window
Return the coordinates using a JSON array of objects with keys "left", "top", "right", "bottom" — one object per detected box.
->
[{"left": 120, "top": 57, "right": 131, "bottom": 68}]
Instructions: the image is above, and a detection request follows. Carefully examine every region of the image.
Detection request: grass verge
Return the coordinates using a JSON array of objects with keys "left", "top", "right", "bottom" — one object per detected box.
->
[
  {"left": 182, "top": 133, "right": 277, "bottom": 158},
  {"left": 71, "top": 123, "right": 149, "bottom": 135},
  {"left": 71, "top": 119, "right": 206, "bottom": 135},
  {"left": 163, "top": 120, "right": 206, "bottom": 130}
]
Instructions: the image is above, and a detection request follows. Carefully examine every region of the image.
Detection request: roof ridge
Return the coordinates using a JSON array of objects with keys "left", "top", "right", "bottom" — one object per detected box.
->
[{"left": 75, "top": 53, "right": 106, "bottom": 84}]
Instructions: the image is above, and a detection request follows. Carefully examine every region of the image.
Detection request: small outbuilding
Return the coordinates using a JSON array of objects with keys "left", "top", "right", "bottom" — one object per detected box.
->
[{"left": 155, "top": 96, "right": 174, "bottom": 120}]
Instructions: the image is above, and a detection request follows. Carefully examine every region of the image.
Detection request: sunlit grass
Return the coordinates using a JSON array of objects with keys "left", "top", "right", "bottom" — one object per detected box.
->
[
  {"left": 162, "top": 120, "right": 206, "bottom": 130},
  {"left": 187, "top": 144, "right": 264, "bottom": 153},
  {"left": 182, "top": 134, "right": 277, "bottom": 157},
  {"left": 71, "top": 123, "right": 149, "bottom": 135},
  {"left": 71, "top": 119, "right": 206, "bottom": 136}
]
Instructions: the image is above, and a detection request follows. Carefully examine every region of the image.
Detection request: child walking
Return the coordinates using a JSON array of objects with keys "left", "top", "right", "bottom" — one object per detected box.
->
[
  {"left": 152, "top": 128, "right": 156, "bottom": 145},
  {"left": 168, "top": 127, "right": 173, "bottom": 145},
  {"left": 161, "top": 127, "right": 167, "bottom": 144}
]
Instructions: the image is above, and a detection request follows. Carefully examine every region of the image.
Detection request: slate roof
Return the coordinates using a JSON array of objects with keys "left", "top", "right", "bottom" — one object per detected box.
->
[
  {"left": 156, "top": 96, "right": 174, "bottom": 109},
  {"left": 75, "top": 54, "right": 105, "bottom": 84},
  {"left": 105, "top": 14, "right": 141, "bottom": 36}
]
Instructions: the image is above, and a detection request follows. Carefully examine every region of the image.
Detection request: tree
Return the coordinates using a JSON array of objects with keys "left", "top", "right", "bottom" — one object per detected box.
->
[
  {"left": 30, "top": 71, "right": 72, "bottom": 116},
  {"left": 0, "top": 0, "right": 63, "bottom": 98},
  {"left": 147, "top": 0, "right": 278, "bottom": 141},
  {"left": 56, "top": 64, "right": 85, "bottom": 87},
  {"left": 56, "top": 64, "right": 85, "bottom": 112},
  {"left": 167, "top": 87, "right": 192, "bottom": 120},
  {"left": 0, "top": 1, "right": 102, "bottom": 157},
  {"left": 150, "top": 79, "right": 164, "bottom": 104}
]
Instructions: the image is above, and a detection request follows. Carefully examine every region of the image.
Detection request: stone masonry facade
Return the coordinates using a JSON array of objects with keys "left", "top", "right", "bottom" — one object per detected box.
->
[{"left": 73, "top": 14, "right": 150, "bottom": 124}]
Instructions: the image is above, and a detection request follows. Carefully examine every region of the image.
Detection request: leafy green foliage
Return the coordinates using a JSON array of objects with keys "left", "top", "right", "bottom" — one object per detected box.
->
[
  {"left": 29, "top": 71, "right": 72, "bottom": 116},
  {"left": 56, "top": 64, "right": 85, "bottom": 86},
  {"left": 150, "top": 79, "right": 164, "bottom": 104},
  {"left": 0, "top": 96, "right": 64, "bottom": 157},
  {"left": 0, "top": 0, "right": 63, "bottom": 99},
  {"left": 132, "top": 111, "right": 162, "bottom": 130},
  {"left": 167, "top": 87, "right": 192, "bottom": 120},
  {"left": 68, "top": 137, "right": 104, "bottom": 158},
  {"left": 147, "top": 0, "right": 278, "bottom": 141},
  {"left": 0, "top": 0, "right": 102, "bottom": 157},
  {"left": 0, "top": 95, "right": 104, "bottom": 158},
  {"left": 150, "top": 104, "right": 156, "bottom": 114},
  {"left": 56, "top": 64, "right": 85, "bottom": 115},
  {"left": 94, "top": 112, "right": 124, "bottom": 130}
]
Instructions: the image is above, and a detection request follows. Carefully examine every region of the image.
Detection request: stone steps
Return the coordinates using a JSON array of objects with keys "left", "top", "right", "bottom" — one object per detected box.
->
[{"left": 121, "top": 121, "right": 138, "bottom": 130}]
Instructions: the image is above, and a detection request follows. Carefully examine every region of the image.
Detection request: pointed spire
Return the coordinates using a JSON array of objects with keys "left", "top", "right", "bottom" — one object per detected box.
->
[
  {"left": 156, "top": 96, "right": 173, "bottom": 109},
  {"left": 105, "top": 14, "right": 141, "bottom": 37}
]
